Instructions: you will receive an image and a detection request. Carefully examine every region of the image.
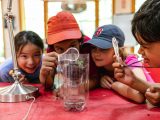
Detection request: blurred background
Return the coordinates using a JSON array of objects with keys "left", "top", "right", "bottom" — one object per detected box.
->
[{"left": 0, "top": 0, "right": 146, "bottom": 63}]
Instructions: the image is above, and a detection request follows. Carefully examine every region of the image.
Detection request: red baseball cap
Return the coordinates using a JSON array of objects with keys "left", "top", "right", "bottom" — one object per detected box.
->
[{"left": 47, "top": 11, "right": 82, "bottom": 45}]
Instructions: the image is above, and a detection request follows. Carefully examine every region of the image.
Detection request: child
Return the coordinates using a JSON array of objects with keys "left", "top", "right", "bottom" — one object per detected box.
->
[
  {"left": 113, "top": 0, "right": 160, "bottom": 106},
  {"left": 0, "top": 31, "right": 44, "bottom": 83},
  {"left": 84, "top": 24, "right": 150, "bottom": 103},
  {"left": 40, "top": 11, "right": 98, "bottom": 90}
]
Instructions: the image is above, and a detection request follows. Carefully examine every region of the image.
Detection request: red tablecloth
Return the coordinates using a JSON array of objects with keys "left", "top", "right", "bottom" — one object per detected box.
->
[{"left": 0, "top": 83, "right": 160, "bottom": 120}]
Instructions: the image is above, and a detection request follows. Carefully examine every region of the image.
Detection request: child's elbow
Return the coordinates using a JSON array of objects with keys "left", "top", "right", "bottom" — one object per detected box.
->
[{"left": 134, "top": 95, "right": 145, "bottom": 103}]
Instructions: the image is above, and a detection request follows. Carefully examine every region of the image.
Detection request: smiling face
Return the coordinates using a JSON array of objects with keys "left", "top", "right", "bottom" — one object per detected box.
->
[
  {"left": 17, "top": 42, "right": 42, "bottom": 74},
  {"left": 136, "top": 34, "right": 160, "bottom": 67},
  {"left": 53, "top": 39, "right": 80, "bottom": 54},
  {"left": 91, "top": 46, "right": 114, "bottom": 70}
]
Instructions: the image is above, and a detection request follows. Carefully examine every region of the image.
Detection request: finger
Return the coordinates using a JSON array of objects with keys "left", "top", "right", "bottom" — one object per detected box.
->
[
  {"left": 150, "top": 86, "right": 160, "bottom": 93},
  {"left": 114, "top": 72, "right": 124, "bottom": 79},
  {"left": 104, "top": 76, "right": 114, "bottom": 84},
  {"left": 102, "top": 76, "right": 113, "bottom": 85},
  {"left": 113, "top": 55, "right": 117, "bottom": 62},
  {"left": 113, "top": 56, "right": 124, "bottom": 66},
  {"left": 100, "top": 79, "right": 106, "bottom": 88},
  {"left": 43, "top": 52, "right": 58, "bottom": 63},
  {"left": 119, "top": 57, "right": 124, "bottom": 65},
  {"left": 100, "top": 82, "right": 106, "bottom": 88},
  {"left": 43, "top": 56, "right": 58, "bottom": 64},
  {"left": 102, "top": 79, "right": 112, "bottom": 89},
  {"left": 42, "top": 61, "right": 57, "bottom": 68},
  {"left": 149, "top": 87, "right": 157, "bottom": 93},
  {"left": 147, "top": 91, "right": 160, "bottom": 99},
  {"left": 114, "top": 68, "right": 124, "bottom": 74},
  {"left": 146, "top": 94, "right": 160, "bottom": 106},
  {"left": 9, "top": 70, "right": 14, "bottom": 76},
  {"left": 114, "top": 68, "right": 124, "bottom": 79},
  {"left": 46, "top": 52, "right": 58, "bottom": 58},
  {"left": 112, "top": 62, "right": 122, "bottom": 68},
  {"left": 100, "top": 79, "right": 111, "bottom": 89},
  {"left": 145, "top": 91, "right": 160, "bottom": 102},
  {"left": 146, "top": 97, "right": 157, "bottom": 106},
  {"left": 41, "top": 66, "right": 54, "bottom": 72}
]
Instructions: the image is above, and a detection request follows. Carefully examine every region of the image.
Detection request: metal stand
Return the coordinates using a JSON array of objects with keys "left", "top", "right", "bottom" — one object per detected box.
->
[
  {"left": 0, "top": 0, "right": 39, "bottom": 102},
  {"left": 0, "top": 81, "right": 39, "bottom": 102}
]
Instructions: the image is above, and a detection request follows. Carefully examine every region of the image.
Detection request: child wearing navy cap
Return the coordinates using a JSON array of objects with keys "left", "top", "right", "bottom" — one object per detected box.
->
[{"left": 85, "top": 24, "right": 152, "bottom": 103}]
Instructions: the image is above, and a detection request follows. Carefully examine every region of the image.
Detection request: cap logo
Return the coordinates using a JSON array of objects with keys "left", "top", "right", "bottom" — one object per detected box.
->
[{"left": 95, "top": 28, "right": 103, "bottom": 37}]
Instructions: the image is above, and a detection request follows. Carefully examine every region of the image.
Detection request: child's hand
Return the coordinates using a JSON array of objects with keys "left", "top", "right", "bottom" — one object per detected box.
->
[
  {"left": 9, "top": 70, "right": 28, "bottom": 83},
  {"left": 41, "top": 52, "right": 58, "bottom": 76},
  {"left": 40, "top": 52, "right": 58, "bottom": 88},
  {"left": 112, "top": 61, "right": 136, "bottom": 86},
  {"left": 113, "top": 55, "right": 135, "bottom": 86},
  {"left": 145, "top": 85, "right": 160, "bottom": 106},
  {"left": 100, "top": 75, "right": 115, "bottom": 89}
]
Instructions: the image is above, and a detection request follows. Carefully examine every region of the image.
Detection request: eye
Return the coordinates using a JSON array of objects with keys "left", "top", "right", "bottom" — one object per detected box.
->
[
  {"left": 70, "top": 44, "right": 78, "bottom": 48},
  {"left": 19, "top": 54, "right": 28, "bottom": 58},
  {"left": 55, "top": 47, "right": 64, "bottom": 54},
  {"left": 70, "top": 45, "right": 76, "bottom": 47},
  {"left": 34, "top": 53, "right": 41, "bottom": 58},
  {"left": 100, "top": 49, "right": 107, "bottom": 52},
  {"left": 91, "top": 46, "right": 97, "bottom": 52}
]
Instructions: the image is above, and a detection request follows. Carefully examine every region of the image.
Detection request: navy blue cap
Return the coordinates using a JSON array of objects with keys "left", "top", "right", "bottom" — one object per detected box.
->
[{"left": 85, "top": 24, "right": 125, "bottom": 49}]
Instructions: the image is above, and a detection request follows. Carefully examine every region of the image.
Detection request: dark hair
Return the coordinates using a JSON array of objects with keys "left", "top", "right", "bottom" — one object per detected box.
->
[
  {"left": 14, "top": 31, "right": 44, "bottom": 53},
  {"left": 132, "top": 0, "right": 160, "bottom": 43}
]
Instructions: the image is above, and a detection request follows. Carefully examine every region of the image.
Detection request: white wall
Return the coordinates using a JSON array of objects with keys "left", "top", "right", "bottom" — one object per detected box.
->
[{"left": 113, "top": 14, "right": 137, "bottom": 47}]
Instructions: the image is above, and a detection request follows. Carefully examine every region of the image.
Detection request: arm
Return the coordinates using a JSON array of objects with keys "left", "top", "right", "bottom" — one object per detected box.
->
[
  {"left": 112, "top": 81, "right": 145, "bottom": 103},
  {"left": 113, "top": 62, "right": 151, "bottom": 94},
  {"left": 113, "top": 55, "right": 159, "bottom": 105}
]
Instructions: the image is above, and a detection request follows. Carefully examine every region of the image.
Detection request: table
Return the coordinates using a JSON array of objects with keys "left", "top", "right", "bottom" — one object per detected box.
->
[{"left": 0, "top": 83, "right": 160, "bottom": 120}]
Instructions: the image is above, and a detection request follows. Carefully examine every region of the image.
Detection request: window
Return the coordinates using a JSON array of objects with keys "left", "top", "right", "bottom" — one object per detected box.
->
[
  {"left": 23, "top": 0, "right": 113, "bottom": 39},
  {"left": 48, "top": 0, "right": 112, "bottom": 38},
  {"left": 135, "top": 0, "right": 146, "bottom": 11},
  {"left": 99, "top": 0, "right": 112, "bottom": 26},
  {"left": 0, "top": 1, "right": 5, "bottom": 63},
  {"left": 48, "top": 1, "right": 95, "bottom": 38},
  {"left": 24, "top": 0, "right": 44, "bottom": 39}
]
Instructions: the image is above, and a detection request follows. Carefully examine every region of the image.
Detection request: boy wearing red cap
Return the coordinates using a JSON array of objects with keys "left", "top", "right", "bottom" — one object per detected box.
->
[{"left": 40, "top": 11, "right": 98, "bottom": 90}]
